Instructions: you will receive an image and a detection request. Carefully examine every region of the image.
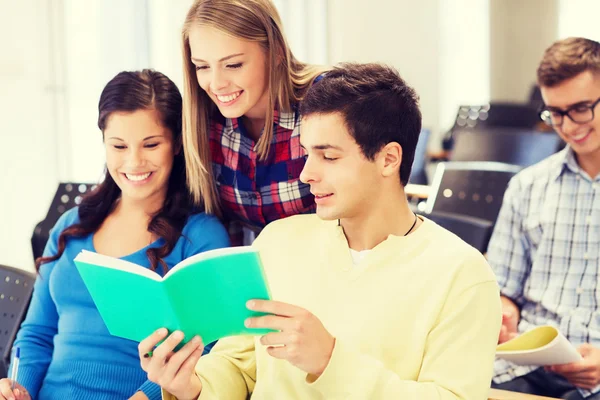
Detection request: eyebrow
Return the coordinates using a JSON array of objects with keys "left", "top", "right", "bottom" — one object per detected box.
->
[
  {"left": 107, "top": 135, "right": 164, "bottom": 141},
  {"left": 191, "top": 53, "right": 245, "bottom": 63},
  {"left": 547, "top": 99, "right": 594, "bottom": 110},
  {"left": 299, "top": 143, "right": 344, "bottom": 151}
]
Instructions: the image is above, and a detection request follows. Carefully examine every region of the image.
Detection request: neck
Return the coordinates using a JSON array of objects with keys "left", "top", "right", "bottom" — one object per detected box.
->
[
  {"left": 116, "top": 190, "right": 166, "bottom": 220},
  {"left": 576, "top": 150, "right": 600, "bottom": 179},
  {"left": 339, "top": 185, "right": 419, "bottom": 251},
  {"left": 242, "top": 115, "right": 266, "bottom": 141}
]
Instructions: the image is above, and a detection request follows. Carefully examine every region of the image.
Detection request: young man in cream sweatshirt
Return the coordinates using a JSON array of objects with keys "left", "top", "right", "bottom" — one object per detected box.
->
[{"left": 139, "top": 62, "right": 502, "bottom": 400}]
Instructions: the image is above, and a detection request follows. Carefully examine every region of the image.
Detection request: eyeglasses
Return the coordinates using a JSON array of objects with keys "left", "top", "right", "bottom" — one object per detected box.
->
[{"left": 539, "top": 97, "right": 600, "bottom": 127}]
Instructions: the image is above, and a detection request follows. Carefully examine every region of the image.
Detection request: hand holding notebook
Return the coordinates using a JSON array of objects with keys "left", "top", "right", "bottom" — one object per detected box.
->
[
  {"left": 74, "top": 246, "right": 273, "bottom": 345},
  {"left": 496, "top": 325, "right": 582, "bottom": 366}
]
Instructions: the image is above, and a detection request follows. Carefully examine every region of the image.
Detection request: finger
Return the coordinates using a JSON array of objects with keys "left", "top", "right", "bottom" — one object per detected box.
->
[
  {"left": 0, "top": 380, "right": 15, "bottom": 400},
  {"left": 552, "top": 362, "right": 584, "bottom": 374},
  {"left": 502, "top": 310, "right": 512, "bottom": 320},
  {"left": 247, "top": 300, "right": 304, "bottom": 317},
  {"left": 162, "top": 336, "right": 204, "bottom": 382},
  {"left": 152, "top": 331, "right": 185, "bottom": 363},
  {"left": 260, "top": 331, "right": 298, "bottom": 347},
  {"left": 139, "top": 328, "right": 169, "bottom": 358},
  {"left": 266, "top": 345, "right": 288, "bottom": 360},
  {"left": 246, "top": 314, "right": 291, "bottom": 331},
  {"left": 578, "top": 343, "right": 594, "bottom": 357},
  {"left": 170, "top": 347, "right": 205, "bottom": 389}
]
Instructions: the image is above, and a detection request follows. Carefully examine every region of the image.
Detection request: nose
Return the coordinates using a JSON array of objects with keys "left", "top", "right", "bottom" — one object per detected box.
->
[
  {"left": 560, "top": 116, "right": 579, "bottom": 135},
  {"left": 127, "top": 147, "right": 145, "bottom": 168},
  {"left": 299, "top": 156, "right": 319, "bottom": 184},
  {"left": 210, "top": 68, "right": 229, "bottom": 93}
]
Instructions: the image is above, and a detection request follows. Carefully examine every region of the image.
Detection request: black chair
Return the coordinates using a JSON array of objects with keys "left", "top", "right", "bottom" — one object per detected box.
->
[
  {"left": 450, "top": 128, "right": 563, "bottom": 167},
  {"left": 442, "top": 102, "right": 544, "bottom": 150},
  {"left": 409, "top": 128, "right": 431, "bottom": 185},
  {"left": 426, "top": 211, "right": 494, "bottom": 253},
  {"left": 31, "top": 182, "right": 95, "bottom": 261},
  {"left": 0, "top": 265, "right": 35, "bottom": 378},
  {"left": 453, "top": 102, "right": 541, "bottom": 130},
  {"left": 425, "top": 161, "right": 522, "bottom": 223}
]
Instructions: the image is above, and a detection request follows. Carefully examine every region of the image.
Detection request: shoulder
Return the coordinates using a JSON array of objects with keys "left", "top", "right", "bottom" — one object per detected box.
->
[
  {"left": 508, "top": 149, "right": 565, "bottom": 193},
  {"left": 50, "top": 207, "right": 80, "bottom": 235},
  {"left": 183, "top": 212, "right": 227, "bottom": 236},
  {"left": 254, "top": 214, "right": 325, "bottom": 248},
  {"left": 420, "top": 218, "right": 497, "bottom": 285},
  {"left": 181, "top": 212, "right": 230, "bottom": 250}
]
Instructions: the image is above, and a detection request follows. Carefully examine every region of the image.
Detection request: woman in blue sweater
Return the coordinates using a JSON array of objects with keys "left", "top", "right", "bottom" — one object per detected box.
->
[{"left": 0, "top": 70, "right": 229, "bottom": 400}]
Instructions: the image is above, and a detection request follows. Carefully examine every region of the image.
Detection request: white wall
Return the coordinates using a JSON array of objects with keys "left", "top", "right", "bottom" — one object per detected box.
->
[
  {"left": 328, "top": 0, "right": 490, "bottom": 148},
  {"left": 0, "top": 0, "right": 59, "bottom": 271}
]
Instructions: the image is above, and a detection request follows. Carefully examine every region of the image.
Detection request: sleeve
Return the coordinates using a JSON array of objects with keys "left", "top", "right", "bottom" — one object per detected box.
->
[
  {"left": 308, "top": 263, "right": 502, "bottom": 400},
  {"left": 161, "top": 335, "right": 256, "bottom": 400},
  {"left": 11, "top": 210, "right": 77, "bottom": 397},
  {"left": 137, "top": 381, "right": 162, "bottom": 399},
  {"left": 486, "top": 176, "right": 532, "bottom": 306}
]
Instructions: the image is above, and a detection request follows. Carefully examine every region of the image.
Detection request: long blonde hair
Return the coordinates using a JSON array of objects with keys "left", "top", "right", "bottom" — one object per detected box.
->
[{"left": 181, "top": 0, "right": 328, "bottom": 215}]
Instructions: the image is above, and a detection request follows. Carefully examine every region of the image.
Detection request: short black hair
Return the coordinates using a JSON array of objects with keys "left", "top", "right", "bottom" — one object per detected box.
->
[{"left": 300, "top": 62, "right": 422, "bottom": 185}]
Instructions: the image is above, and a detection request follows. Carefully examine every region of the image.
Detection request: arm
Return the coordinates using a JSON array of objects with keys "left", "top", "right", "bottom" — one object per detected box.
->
[
  {"left": 11, "top": 217, "right": 68, "bottom": 397},
  {"left": 307, "top": 280, "right": 502, "bottom": 399},
  {"left": 486, "top": 177, "right": 531, "bottom": 305}
]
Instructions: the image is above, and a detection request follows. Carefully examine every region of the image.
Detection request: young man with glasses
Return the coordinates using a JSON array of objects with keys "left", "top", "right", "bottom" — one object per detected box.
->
[{"left": 490, "top": 37, "right": 600, "bottom": 399}]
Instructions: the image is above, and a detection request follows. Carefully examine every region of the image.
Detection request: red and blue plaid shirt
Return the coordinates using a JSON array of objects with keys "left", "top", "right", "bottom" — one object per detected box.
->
[{"left": 210, "top": 109, "right": 315, "bottom": 244}]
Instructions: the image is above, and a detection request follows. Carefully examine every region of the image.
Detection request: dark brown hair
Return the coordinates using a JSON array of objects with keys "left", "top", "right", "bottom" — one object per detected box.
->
[
  {"left": 36, "top": 69, "right": 192, "bottom": 274},
  {"left": 537, "top": 37, "right": 600, "bottom": 87},
  {"left": 300, "top": 62, "right": 422, "bottom": 186}
]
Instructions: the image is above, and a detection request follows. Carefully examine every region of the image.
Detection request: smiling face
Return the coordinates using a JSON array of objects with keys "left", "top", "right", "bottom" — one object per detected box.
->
[
  {"left": 299, "top": 113, "right": 385, "bottom": 221},
  {"left": 188, "top": 25, "right": 270, "bottom": 121},
  {"left": 541, "top": 70, "right": 600, "bottom": 161},
  {"left": 104, "top": 109, "right": 178, "bottom": 206}
]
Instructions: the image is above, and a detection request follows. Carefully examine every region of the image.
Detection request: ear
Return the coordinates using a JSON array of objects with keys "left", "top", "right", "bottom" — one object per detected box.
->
[{"left": 378, "top": 142, "right": 402, "bottom": 178}]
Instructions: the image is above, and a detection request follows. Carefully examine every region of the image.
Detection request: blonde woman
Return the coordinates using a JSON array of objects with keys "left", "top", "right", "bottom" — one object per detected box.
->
[{"left": 181, "top": 0, "right": 328, "bottom": 244}]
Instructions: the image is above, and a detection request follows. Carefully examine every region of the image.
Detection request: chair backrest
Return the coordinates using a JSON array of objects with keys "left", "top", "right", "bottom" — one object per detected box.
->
[
  {"left": 31, "top": 182, "right": 95, "bottom": 261},
  {"left": 409, "top": 128, "right": 431, "bottom": 185},
  {"left": 450, "top": 128, "right": 562, "bottom": 167},
  {"left": 453, "top": 103, "right": 541, "bottom": 130},
  {"left": 425, "top": 162, "right": 522, "bottom": 223},
  {"left": 0, "top": 265, "right": 35, "bottom": 378},
  {"left": 426, "top": 211, "right": 494, "bottom": 253}
]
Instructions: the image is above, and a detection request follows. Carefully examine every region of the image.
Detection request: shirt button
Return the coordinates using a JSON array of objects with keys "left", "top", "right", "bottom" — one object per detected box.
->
[
  {"left": 576, "top": 287, "right": 584, "bottom": 294},
  {"left": 586, "top": 215, "right": 593, "bottom": 224},
  {"left": 584, "top": 252, "right": 590, "bottom": 260}
]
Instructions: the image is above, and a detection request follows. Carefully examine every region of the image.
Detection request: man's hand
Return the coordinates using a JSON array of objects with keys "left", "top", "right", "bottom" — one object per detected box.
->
[
  {"left": 499, "top": 296, "right": 520, "bottom": 344},
  {"left": 548, "top": 344, "right": 600, "bottom": 389},
  {"left": 246, "top": 300, "right": 335, "bottom": 377},
  {"left": 138, "top": 328, "right": 204, "bottom": 400}
]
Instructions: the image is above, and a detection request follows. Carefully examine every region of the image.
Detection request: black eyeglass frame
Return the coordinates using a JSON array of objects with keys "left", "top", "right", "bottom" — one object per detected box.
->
[{"left": 539, "top": 97, "right": 600, "bottom": 127}]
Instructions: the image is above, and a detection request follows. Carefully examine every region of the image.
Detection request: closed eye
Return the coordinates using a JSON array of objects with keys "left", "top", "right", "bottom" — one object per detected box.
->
[
  {"left": 144, "top": 143, "right": 159, "bottom": 148},
  {"left": 113, "top": 145, "right": 126, "bottom": 150},
  {"left": 227, "top": 63, "right": 243, "bottom": 69}
]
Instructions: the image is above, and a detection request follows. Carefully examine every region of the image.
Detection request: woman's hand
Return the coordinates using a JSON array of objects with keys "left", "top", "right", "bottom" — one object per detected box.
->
[
  {"left": 0, "top": 379, "right": 30, "bottom": 400},
  {"left": 139, "top": 328, "right": 204, "bottom": 400}
]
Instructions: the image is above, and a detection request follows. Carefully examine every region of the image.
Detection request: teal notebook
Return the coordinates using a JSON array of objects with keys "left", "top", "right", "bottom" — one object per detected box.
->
[{"left": 74, "top": 246, "right": 273, "bottom": 345}]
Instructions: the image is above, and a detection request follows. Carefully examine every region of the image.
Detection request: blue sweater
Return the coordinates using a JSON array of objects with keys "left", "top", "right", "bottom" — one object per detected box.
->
[{"left": 12, "top": 208, "right": 230, "bottom": 400}]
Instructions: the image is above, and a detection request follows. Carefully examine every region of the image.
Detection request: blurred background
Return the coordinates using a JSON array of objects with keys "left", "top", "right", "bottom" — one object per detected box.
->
[{"left": 1, "top": 0, "right": 599, "bottom": 271}]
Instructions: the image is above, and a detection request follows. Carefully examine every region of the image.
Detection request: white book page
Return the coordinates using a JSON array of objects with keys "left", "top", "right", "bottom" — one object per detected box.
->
[
  {"left": 165, "top": 245, "right": 256, "bottom": 278},
  {"left": 496, "top": 325, "right": 582, "bottom": 366},
  {"left": 74, "top": 250, "right": 162, "bottom": 281}
]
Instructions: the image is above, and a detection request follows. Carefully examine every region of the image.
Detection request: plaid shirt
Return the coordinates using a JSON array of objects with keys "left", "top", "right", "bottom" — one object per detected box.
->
[
  {"left": 488, "top": 146, "right": 600, "bottom": 398},
  {"left": 210, "top": 109, "right": 315, "bottom": 245}
]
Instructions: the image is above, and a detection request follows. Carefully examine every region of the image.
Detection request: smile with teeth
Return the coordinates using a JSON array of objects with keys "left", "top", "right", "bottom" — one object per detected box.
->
[
  {"left": 215, "top": 91, "right": 242, "bottom": 103},
  {"left": 124, "top": 172, "right": 152, "bottom": 181},
  {"left": 570, "top": 130, "right": 591, "bottom": 142}
]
